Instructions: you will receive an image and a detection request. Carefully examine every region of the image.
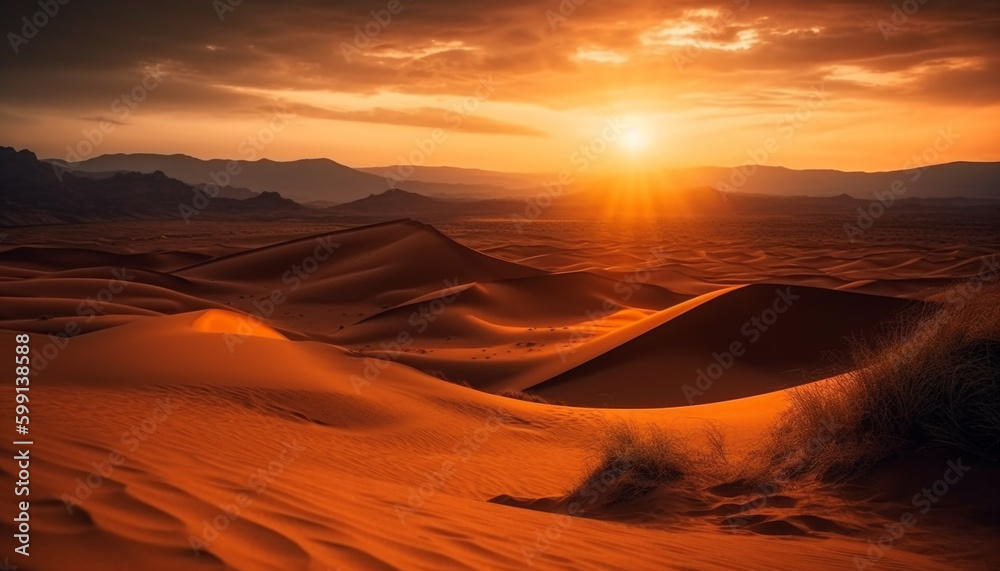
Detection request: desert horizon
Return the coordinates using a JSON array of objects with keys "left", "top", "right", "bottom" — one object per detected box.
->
[{"left": 2, "top": 0, "right": 999, "bottom": 570}]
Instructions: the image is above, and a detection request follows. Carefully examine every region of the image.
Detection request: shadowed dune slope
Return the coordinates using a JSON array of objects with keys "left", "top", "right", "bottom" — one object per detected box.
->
[
  {"left": 527, "top": 284, "right": 924, "bottom": 407},
  {"left": 0, "top": 273, "right": 231, "bottom": 336},
  {"left": 332, "top": 271, "right": 690, "bottom": 344},
  {"left": 0, "top": 246, "right": 210, "bottom": 273}
]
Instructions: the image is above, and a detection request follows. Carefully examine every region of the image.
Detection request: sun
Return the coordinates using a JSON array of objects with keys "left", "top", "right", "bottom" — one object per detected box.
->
[{"left": 621, "top": 127, "right": 647, "bottom": 153}]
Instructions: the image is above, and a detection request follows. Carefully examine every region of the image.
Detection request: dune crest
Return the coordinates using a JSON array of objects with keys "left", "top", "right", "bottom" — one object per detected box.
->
[{"left": 191, "top": 309, "right": 286, "bottom": 339}]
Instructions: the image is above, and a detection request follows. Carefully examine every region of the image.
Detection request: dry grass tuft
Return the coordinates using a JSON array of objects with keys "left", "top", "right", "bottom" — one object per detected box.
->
[
  {"left": 571, "top": 421, "right": 698, "bottom": 505},
  {"left": 497, "top": 389, "right": 549, "bottom": 403},
  {"left": 570, "top": 279, "right": 1000, "bottom": 503},
  {"left": 762, "top": 280, "right": 1000, "bottom": 481}
]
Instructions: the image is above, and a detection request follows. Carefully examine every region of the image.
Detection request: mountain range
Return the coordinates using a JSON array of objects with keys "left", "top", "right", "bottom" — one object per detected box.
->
[
  {"left": 45, "top": 152, "right": 1000, "bottom": 205},
  {"left": 0, "top": 147, "right": 303, "bottom": 226},
  {"left": 46, "top": 153, "right": 531, "bottom": 204},
  {"left": 3, "top": 145, "right": 999, "bottom": 227}
]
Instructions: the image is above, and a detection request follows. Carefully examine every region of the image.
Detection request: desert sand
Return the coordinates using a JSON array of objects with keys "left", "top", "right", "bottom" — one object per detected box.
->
[{"left": 1, "top": 217, "right": 997, "bottom": 570}]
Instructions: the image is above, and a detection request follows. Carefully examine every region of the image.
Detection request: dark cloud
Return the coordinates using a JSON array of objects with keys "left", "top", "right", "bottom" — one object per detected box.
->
[
  {"left": 1, "top": 0, "right": 997, "bottom": 127},
  {"left": 288, "top": 103, "right": 546, "bottom": 135}
]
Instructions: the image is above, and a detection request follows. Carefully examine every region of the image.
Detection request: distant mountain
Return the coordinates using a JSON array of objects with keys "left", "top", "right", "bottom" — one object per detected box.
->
[
  {"left": 193, "top": 183, "right": 260, "bottom": 200},
  {"left": 6, "top": 145, "right": 999, "bottom": 227},
  {"left": 584, "top": 162, "right": 1000, "bottom": 200},
  {"left": 0, "top": 147, "right": 303, "bottom": 226},
  {"left": 47, "top": 153, "right": 545, "bottom": 203},
  {"left": 235, "top": 190, "right": 304, "bottom": 211},
  {"left": 564, "top": 185, "right": 999, "bottom": 217},
  {"left": 330, "top": 188, "right": 441, "bottom": 213},
  {"left": 70, "top": 169, "right": 263, "bottom": 201},
  {"left": 45, "top": 153, "right": 393, "bottom": 205},
  {"left": 356, "top": 165, "right": 545, "bottom": 189},
  {"left": 48, "top": 152, "right": 1000, "bottom": 202}
]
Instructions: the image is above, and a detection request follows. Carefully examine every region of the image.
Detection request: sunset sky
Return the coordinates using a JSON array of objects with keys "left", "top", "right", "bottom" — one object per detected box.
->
[{"left": 1, "top": 0, "right": 998, "bottom": 173}]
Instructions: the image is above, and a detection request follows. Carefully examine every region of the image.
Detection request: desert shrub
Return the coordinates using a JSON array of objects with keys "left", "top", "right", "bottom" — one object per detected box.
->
[
  {"left": 568, "top": 281, "right": 1000, "bottom": 501},
  {"left": 497, "top": 388, "right": 549, "bottom": 403},
  {"left": 571, "top": 421, "right": 693, "bottom": 505},
  {"left": 762, "top": 281, "right": 1000, "bottom": 481},
  {"left": 425, "top": 369, "right": 472, "bottom": 388}
]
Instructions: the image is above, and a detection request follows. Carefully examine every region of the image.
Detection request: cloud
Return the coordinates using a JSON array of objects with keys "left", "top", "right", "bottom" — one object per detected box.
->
[
  {"left": 574, "top": 48, "right": 629, "bottom": 65},
  {"left": 288, "top": 103, "right": 546, "bottom": 136},
  {"left": 0, "top": 0, "right": 997, "bottom": 166}
]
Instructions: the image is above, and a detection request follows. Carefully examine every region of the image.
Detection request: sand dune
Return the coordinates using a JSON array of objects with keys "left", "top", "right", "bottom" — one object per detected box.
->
[
  {"left": 178, "top": 220, "right": 543, "bottom": 302},
  {"left": 0, "top": 272, "right": 230, "bottom": 335},
  {"left": 0, "top": 218, "right": 995, "bottom": 570},
  {"left": 167, "top": 220, "right": 551, "bottom": 339},
  {"left": 525, "top": 284, "right": 923, "bottom": 407},
  {"left": 333, "top": 271, "right": 688, "bottom": 344},
  {"left": 0, "top": 318, "right": 971, "bottom": 570},
  {"left": 0, "top": 245, "right": 210, "bottom": 273},
  {"left": 340, "top": 283, "right": 922, "bottom": 407}
]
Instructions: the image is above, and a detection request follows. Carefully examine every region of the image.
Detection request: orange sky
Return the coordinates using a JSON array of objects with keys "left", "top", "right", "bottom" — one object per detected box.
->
[{"left": 1, "top": 0, "right": 998, "bottom": 173}]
